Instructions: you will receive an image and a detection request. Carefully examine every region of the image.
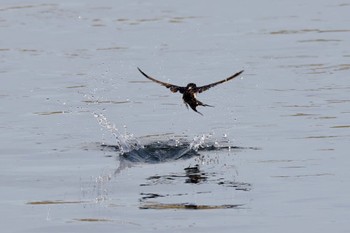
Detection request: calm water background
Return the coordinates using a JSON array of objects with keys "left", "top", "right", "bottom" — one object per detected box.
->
[{"left": 1, "top": 0, "right": 349, "bottom": 232}]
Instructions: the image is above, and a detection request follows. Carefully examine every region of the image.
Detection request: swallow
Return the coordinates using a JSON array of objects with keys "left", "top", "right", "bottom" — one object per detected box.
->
[{"left": 137, "top": 67, "right": 244, "bottom": 115}]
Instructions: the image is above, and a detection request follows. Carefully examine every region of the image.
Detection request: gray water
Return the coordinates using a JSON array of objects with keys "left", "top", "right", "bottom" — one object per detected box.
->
[{"left": 1, "top": 0, "right": 349, "bottom": 232}]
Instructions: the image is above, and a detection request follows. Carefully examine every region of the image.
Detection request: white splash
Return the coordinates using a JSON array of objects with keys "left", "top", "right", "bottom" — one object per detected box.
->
[
  {"left": 93, "top": 113, "right": 141, "bottom": 153},
  {"left": 190, "top": 133, "right": 213, "bottom": 151}
]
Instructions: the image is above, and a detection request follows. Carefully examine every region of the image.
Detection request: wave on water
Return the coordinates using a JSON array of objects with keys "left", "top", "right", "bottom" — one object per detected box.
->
[{"left": 94, "top": 113, "right": 257, "bottom": 165}]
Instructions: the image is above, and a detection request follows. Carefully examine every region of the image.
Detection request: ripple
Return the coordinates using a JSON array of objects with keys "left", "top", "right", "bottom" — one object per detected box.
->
[
  {"left": 270, "top": 28, "right": 350, "bottom": 35},
  {"left": 34, "top": 111, "right": 68, "bottom": 115},
  {"left": 298, "top": 39, "right": 342, "bottom": 43},
  {"left": 331, "top": 125, "right": 350, "bottom": 128},
  {"left": 0, "top": 3, "right": 56, "bottom": 11}
]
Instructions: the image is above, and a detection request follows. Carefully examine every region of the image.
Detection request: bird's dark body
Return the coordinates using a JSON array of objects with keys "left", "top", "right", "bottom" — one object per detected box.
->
[
  {"left": 137, "top": 68, "right": 244, "bottom": 115},
  {"left": 181, "top": 84, "right": 212, "bottom": 115}
]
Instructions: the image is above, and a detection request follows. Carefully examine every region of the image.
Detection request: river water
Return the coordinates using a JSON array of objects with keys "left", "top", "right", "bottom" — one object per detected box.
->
[{"left": 1, "top": 0, "right": 349, "bottom": 232}]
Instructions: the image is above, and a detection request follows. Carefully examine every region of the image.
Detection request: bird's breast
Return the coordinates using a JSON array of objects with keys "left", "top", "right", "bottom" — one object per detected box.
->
[{"left": 182, "top": 92, "right": 196, "bottom": 102}]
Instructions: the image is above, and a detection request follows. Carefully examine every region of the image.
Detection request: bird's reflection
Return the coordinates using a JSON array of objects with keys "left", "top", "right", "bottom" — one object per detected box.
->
[
  {"left": 97, "top": 141, "right": 253, "bottom": 209},
  {"left": 184, "top": 165, "right": 207, "bottom": 184}
]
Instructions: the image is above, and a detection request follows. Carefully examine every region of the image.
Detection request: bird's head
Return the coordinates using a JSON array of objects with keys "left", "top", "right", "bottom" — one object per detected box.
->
[{"left": 186, "top": 83, "right": 197, "bottom": 90}]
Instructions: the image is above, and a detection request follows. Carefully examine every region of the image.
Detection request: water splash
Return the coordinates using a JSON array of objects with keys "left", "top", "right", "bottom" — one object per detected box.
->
[
  {"left": 94, "top": 113, "right": 217, "bottom": 156},
  {"left": 118, "top": 133, "right": 223, "bottom": 163},
  {"left": 190, "top": 133, "right": 213, "bottom": 151},
  {"left": 93, "top": 113, "right": 141, "bottom": 153},
  {"left": 93, "top": 113, "right": 257, "bottom": 166}
]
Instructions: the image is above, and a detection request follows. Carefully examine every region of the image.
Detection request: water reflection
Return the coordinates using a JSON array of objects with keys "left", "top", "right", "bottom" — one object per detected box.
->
[
  {"left": 139, "top": 164, "right": 251, "bottom": 190},
  {"left": 96, "top": 138, "right": 254, "bottom": 209},
  {"left": 79, "top": 122, "right": 258, "bottom": 209},
  {"left": 139, "top": 164, "right": 251, "bottom": 210},
  {"left": 139, "top": 164, "right": 208, "bottom": 187},
  {"left": 184, "top": 165, "right": 207, "bottom": 184}
]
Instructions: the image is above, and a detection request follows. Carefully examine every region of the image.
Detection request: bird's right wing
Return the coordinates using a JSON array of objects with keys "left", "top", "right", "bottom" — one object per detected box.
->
[
  {"left": 197, "top": 70, "right": 244, "bottom": 93},
  {"left": 137, "top": 67, "right": 185, "bottom": 93}
]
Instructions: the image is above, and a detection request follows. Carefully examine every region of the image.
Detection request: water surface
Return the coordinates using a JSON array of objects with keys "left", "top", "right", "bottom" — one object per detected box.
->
[{"left": 1, "top": 0, "right": 349, "bottom": 232}]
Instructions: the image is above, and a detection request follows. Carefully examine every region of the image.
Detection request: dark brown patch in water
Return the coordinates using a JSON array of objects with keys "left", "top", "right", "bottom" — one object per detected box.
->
[
  {"left": 140, "top": 203, "right": 244, "bottom": 210},
  {"left": 96, "top": 47, "right": 127, "bottom": 51},
  {"left": 27, "top": 200, "right": 87, "bottom": 205},
  {"left": 331, "top": 125, "right": 350, "bottom": 128},
  {"left": 305, "top": 135, "right": 339, "bottom": 139},
  {"left": 74, "top": 218, "right": 111, "bottom": 222},
  {"left": 34, "top": 111, "right": 68, "bottom": 115},
  {"left": 287, "top": 113, "right": 318, "bottom": 117},
  {"left": 66, "top": 85, "right": 86, "bottom": 89},
  {"left": 83, "top": 100, "right": 130, "bottom": 104}
]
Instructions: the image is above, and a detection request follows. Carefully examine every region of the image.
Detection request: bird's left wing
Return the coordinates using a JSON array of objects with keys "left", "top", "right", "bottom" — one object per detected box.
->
[
  {"left": 137, "top": 67, "right": 185, "bottom": 93},
  {"left": 197, "top": 70, "right": 244, "bottom": 93}
]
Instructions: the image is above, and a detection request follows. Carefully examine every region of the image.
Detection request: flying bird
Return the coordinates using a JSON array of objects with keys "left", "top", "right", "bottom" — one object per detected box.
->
[{"left": 137, "top": 67, "right": 244, "bottom": 115}]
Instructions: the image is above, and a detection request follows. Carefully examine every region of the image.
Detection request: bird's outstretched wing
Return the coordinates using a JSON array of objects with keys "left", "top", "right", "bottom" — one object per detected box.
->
[
  {"left": 197, "top": 70, "right": 244, "bottom": 93},
  {"left": 137, "top": 67, "right": 185, "bottom": 93}
]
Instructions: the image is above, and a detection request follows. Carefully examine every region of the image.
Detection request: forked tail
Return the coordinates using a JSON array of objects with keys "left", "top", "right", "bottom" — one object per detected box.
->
[
  {"left": 194, "top": 101, "right": 214, "bottom": 115},
  {"left": 198, "top": 100, "right": 214, "bottom": 108}
]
